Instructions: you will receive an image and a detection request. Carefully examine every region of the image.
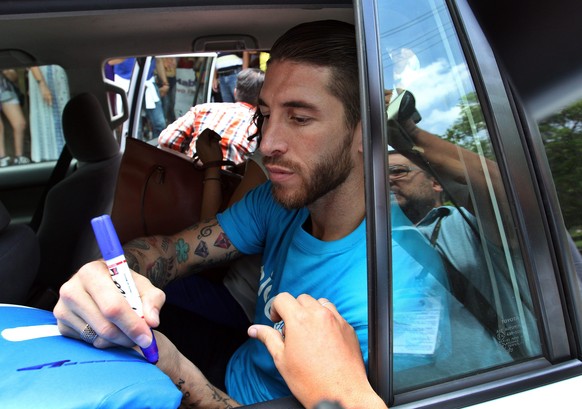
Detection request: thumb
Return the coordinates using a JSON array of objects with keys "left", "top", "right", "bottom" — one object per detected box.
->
[{"left": 248, "top": 324, "right": 284, "bottom": 358}]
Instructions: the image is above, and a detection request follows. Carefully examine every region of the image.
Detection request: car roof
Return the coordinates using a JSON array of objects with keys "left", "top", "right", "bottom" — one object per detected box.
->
[
  {"left": 0, "top": 0, "right": 579, "bottom": 120},
  {"left": 0, "top": 1, "right": 353, "bottom": 65}
]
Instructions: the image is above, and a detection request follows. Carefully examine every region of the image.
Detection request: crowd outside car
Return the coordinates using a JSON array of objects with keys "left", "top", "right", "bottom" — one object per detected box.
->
[
  {"left": 158, "top": 67, "right": 264, "bottom": 166},
  {"left": 109, "top": 57, "right": 167, "bottom": 140}
]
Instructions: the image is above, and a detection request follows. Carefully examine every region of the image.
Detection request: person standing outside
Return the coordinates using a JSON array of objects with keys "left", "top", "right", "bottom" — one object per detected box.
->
[
  {"left": 158, "top": 67, "right": 264, "bottom": 165},
  {"left": 213, "top": 51, "right": 250, "bottom": 102},
  {"left": 0, "top": 70, "right": 28, "bottom": 165},
  {"left": 28, "top": 65, "right": 70, "bottom": 162}
]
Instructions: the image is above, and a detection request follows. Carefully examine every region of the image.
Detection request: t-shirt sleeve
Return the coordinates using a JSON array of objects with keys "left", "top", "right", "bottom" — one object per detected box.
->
[{"left": 216, "top": 181, "right": 274, "bottom": 255}]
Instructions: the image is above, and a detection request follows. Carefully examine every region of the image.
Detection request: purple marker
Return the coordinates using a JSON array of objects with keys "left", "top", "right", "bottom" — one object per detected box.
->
[{"left": 91, "top": 214, "right": 159, "bottom": 364}]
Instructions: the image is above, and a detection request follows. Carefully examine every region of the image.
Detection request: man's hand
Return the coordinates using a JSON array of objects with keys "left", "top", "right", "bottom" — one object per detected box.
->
[
  {"left": 248, "top": 293, "right": 387, "bottom": 409},
  {"left": 196, "top": 129, "right": 223, "bottom": 164},
  {"left": 54, "top": 260, "right": 165, "bottom": 350}
]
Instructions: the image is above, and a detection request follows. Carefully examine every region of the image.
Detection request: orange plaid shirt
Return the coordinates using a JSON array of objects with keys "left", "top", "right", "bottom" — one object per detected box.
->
[{"left": 158, "top": 101, "right": 258, "bottom": 164}]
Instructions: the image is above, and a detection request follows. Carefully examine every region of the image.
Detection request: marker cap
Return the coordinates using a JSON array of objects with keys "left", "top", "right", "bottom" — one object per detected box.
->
[
  {"left": 142, "top": 329, "right": 159, "bottom": 364},
  {"left": 91, "top": 215, "right": 124, "bottom": 261}
]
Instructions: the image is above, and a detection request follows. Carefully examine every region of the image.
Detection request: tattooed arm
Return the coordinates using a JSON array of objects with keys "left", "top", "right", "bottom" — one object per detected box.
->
[
  {"left": 54, "top": 217, "right": 240, "bottom": 352},
  {"left": 123, "top": 217, "right": 241, "bottom": 288},
  {"left": 154, "top": 330, "right": 240, "bottom": 409}
]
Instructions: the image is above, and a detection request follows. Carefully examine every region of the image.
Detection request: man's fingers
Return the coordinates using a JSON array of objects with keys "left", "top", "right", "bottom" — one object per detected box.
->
[
  {"left": 133, "top": 272, "right": 165, "bottom": 328},
  {"left": 54, "top": 260, "right": 157, "bottom": 349},
  {"left": 317, "top": 297, "right": 339, "bottom": 314},
  {"left": 269, "top": 292, "right": 298, "bottom": 322},
  {"left": 248, "top": 324, "right": 285, "bottom": 358}
]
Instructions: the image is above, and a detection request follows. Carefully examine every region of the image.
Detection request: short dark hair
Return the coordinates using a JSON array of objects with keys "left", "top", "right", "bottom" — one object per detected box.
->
[
  {"left": 235, "top": 68, "right": 265, "bottom": 105},
  {"left": 268, "top": 20, "right": 360, "bottom": 130}
]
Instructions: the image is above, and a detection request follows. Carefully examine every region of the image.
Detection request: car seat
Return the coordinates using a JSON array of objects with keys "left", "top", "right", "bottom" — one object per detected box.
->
[
  {"left": 0, "top": 200, "right": 40, "bottom": 304},
  {"left": 30, "top": 92, "right": 122, "bottom": 308}
]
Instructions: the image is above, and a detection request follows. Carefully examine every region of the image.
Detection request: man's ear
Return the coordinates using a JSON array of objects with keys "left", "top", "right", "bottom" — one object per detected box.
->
[{"left": 432, "top": 179, "right": 444, "bottom": 193}]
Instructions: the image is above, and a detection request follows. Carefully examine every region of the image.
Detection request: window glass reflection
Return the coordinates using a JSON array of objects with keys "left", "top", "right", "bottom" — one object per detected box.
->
[{"left": 378, "top": 0, "right": 542, "bottom": 391}]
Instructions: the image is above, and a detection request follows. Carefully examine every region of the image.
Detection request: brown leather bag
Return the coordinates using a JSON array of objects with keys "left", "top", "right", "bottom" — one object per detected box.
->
[{"left": 110, "top": 137, "right": 241, "bottom": 244}]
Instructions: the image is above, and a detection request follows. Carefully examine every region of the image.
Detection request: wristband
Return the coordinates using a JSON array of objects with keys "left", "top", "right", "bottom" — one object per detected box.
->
[
  {"left": 203, "top": 177, "right": 221, "bottom": 183},
  {"left": 202, "top": 160, "right": 226, "bottom": 168}
]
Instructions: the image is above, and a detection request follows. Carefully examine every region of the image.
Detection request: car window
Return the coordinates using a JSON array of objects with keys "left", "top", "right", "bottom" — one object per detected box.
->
[
  {"left": 378, "top": 0, "right": 542, "bottom": 392},
  {"left": 106, "top": 54, "right": 218, "bottom": 143},
  {"left": 0, "top": 65, "right": 70, "bottom": 167}
]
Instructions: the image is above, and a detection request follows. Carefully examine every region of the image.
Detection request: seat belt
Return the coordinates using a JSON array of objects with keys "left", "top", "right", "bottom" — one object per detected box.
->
[{"left": 29, "top": 145, "right": 74, "bottom": 232}]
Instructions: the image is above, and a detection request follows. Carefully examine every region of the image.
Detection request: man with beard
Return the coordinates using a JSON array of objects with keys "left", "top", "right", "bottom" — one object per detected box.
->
[
  {"left": 387, "top": 119, "right": 539, "bottom": 366},
  {"left": 54, "top": 20, "right": 391, "bottom": 409}
]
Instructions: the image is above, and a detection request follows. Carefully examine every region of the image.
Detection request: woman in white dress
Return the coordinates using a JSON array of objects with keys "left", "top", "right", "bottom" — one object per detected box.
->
[{"left": 28, "top": 65, "right": 70, "bottom": 162}]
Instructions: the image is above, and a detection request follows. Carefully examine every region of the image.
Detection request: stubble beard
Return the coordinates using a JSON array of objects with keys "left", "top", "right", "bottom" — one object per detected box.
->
[{"left": 268, "top": 131, "right": 355, "bottom": 209}]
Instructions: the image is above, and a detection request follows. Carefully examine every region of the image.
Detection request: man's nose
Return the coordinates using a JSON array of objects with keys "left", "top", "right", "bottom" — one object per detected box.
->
[{"left": 259, "top": 119, "right": 287, "bottom": 157}]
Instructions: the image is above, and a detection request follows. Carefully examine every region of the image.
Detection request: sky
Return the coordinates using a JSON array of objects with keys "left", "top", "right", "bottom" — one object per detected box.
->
[{"left": 378, "top": 0, "right": 477, "bottom": 136}]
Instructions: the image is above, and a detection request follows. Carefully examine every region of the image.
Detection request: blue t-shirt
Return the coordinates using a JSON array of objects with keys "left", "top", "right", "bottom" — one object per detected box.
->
[
  {"left": 218, "top": 182, "right": 368, "bottom": 403},
  {"left": 217, "top": 183, "right": 452, "bottom": 404}
]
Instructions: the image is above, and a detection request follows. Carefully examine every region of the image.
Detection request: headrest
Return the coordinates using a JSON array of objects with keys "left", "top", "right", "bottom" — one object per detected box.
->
[
  {"left": 62, "top": 93, "right": 120, "bottom": 162},
  {"left": 0, "top": 201, "right": 10, "bottom": 231}
]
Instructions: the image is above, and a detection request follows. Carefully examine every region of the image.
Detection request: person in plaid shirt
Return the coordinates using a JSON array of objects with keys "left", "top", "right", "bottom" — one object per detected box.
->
[{"left": 158, "top": 67, "right": 264, "bottom": 165}]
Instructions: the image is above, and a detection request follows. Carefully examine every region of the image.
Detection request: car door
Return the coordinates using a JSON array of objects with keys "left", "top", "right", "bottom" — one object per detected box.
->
[{"left": 357, "top": 0, "right": 582, "bottom": 406}]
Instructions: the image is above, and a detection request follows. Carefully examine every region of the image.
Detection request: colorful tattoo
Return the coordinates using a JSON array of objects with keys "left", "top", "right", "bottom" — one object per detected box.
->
[
  {"left": 194, "top": 240, "right": 210, "bottom": 258},
  {"left": 214, "top": 232, "right": 231, "bottom": 249},
  {"left": 175, "top": 238, "right": 190, "bottom": 263}
]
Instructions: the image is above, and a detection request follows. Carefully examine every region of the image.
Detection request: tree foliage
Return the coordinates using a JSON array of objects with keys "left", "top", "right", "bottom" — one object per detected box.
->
[
  {"left": 442, "top": 94, "right": 582, "bottom": 239},
  {"left": 538, "top": 100, "right": 582, "bottom": 233},
  {"left": 442, "top": 92, "right": 493, "bottom": 158}
]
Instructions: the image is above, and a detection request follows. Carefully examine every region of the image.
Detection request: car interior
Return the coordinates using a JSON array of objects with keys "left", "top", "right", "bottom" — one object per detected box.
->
[{"left": 0, "top": 1, "right": 581, "bottom": 408}]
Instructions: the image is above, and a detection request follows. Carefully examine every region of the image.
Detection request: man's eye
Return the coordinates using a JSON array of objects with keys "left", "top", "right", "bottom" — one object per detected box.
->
[
  {"left": 389, "top": 168, "right": 407, "bottom": 176},
  {"left": 292, "top": 116, "right": 310, "bottom": 125}
]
